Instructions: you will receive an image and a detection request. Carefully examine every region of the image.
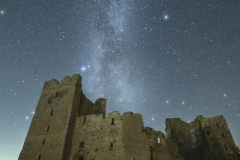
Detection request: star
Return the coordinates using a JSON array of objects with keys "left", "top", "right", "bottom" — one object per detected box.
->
[
  {"left": 0, "top": 9, "right": 5, "bottom": 15},
  {"left": 80, "top": 66, "right": 87, "bottom": 72},
  {"left": 163, "top": 13, "right": 170, "bottom": 21}
]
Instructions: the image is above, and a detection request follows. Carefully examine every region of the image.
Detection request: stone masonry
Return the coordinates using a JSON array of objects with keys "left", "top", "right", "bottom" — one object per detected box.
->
[{"left": 18, "top": 74, "right": 240, "bottom": 160}]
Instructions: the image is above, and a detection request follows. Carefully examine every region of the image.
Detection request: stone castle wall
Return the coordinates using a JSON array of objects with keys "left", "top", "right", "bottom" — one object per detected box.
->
[
  {"left": 69, "top": 111, "right": 151, "bottom": 160},
  {"left": 18, "top": 74, "right": 240, "bottom": 160}
]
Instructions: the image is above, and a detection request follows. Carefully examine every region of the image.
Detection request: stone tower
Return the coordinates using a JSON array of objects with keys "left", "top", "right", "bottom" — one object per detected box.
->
[{"left": 18, "top": 74, "right": 83, "bottom": 160}]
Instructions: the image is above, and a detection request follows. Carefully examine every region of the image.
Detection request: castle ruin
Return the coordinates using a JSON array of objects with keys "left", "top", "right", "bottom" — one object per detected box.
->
[{"left": 18, "top": 74, "right": 240, "bottom": 160}]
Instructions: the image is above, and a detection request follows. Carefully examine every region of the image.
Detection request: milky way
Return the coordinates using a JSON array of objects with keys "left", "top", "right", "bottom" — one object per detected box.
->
[{"left": 78, "top": 0, "right": 141, "bottom": 112}]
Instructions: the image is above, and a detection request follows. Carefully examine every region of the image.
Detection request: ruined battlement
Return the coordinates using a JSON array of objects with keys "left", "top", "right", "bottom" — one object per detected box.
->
[
  {"left": 42, "top": 74, "right": 82, "bottom": 91},
  {"left": 19, "top": 74, "right": 240, "bottom": 160},
  {"left": 165, "top": 115, "right": 226, "bottom": 134}
]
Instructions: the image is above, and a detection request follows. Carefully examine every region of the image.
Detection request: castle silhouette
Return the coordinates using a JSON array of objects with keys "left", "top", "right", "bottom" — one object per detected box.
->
[{"left": 18, "top": 74, "right": 240, "bottom": 160}]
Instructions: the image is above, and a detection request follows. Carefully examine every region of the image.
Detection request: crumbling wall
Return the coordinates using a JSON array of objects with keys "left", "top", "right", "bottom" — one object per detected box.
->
[
  {"left": 145, "top": 127, "right": 183, "bottom": 160},
  {"left": 165, "top": 115, "right": 240, "bottom": 160},
  {"left": 94, "top": 98, "right": 106, "bottom": 117},
  {"left": 165, "top": 116, "right": 207, "bottom": 160},
  {"left": 78, "top": 93, "right": 94, "bottom": 116},
  {"left": 78, "top": 95, "right": 106, "bottom": 117},
  {"left": 199, "top": 115, "right": 240, "bottom": 159}
]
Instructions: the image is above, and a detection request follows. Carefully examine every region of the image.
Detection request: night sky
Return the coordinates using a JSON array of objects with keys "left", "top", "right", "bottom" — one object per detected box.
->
[{"left": 1, "top": 0, "right": 240, "bottom": 159}]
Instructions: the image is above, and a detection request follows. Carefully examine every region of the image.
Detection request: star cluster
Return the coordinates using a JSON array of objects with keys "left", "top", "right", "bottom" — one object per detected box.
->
[{"left": 1, "top": 0, "right": 240, "bottom": 159}]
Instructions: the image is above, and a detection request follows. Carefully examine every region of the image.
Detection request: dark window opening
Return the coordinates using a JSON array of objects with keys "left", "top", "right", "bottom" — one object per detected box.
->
[
  {"left": 46, "top": 125, "right": 50, "bottom": 132},
  {"left": 157, "top": 137, "right": 161, "bottom": 144},
  {"left": 111, "top": 118, "right": 114, "bottom": 125},
  {"left": 50, "top": 110, "right": 53, "bottom": 116},
  {"left": 222, "top": 133, "right": 225, "bottom": 138},
  {"left": 42, "top": 139, "right": 45, "bottom": 145},
  {"left": 217, "top": 123, "right": 219, "bottom": 127},
  {"left": 83, "top": 117, "right": 86, "bottom": 123},
  {"left": 38, "top": 155, "right": 41, "bottom": 160},
  {"left": 224, "top": 145, "right": 227, "bottom": 151},
  {"left": 79, "top": 142, "right": 84, "bottom": 148},
  {"left": 206, "top": 131, "right": 210, "bottom": 135},
  {"left": 110, "top": 143, "right": 113, "bottom": 151}
]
